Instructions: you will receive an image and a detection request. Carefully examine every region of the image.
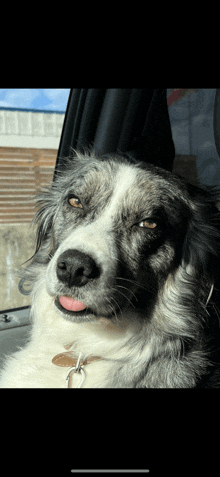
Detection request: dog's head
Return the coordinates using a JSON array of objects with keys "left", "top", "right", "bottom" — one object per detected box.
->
[{"left": 20, "top": 151, "right": 220, "bottom": 324}]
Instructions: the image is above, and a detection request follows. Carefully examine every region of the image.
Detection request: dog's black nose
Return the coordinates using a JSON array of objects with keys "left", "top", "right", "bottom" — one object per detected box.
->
[{"left": 56, "top": 249, "right": 100, "bottom": 287}]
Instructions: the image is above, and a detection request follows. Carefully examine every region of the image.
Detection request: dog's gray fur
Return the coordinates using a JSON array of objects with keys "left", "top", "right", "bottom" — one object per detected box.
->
[{"left": 1, "top": 150, "right": 220, "bottom": 388}]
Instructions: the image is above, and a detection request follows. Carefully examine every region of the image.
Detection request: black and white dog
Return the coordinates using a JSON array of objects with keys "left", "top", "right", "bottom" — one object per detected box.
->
[{"left": 1, "top": 150, "right": 220, "bottom": 388}]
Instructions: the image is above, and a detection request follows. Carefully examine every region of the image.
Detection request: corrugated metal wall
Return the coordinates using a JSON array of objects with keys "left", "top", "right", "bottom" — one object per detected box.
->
[{"left": 0, "top": 147, "right": 57, "bottom": 224}]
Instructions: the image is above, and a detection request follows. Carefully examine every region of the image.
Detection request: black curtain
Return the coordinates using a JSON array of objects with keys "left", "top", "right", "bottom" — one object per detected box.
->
[
  {"left": 55, "top": 88, "right": 175, "bottom": 175},
  {"left": 214, "top": 88, "right": 220, "bottom": 160}
]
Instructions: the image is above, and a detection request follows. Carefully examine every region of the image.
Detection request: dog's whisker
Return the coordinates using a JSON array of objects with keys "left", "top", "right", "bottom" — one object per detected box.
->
[
  {"left": 107, "top": 296, "right": 122, "bottom": 323},
  {"left": 113, "top": 276, "right": 156, "bottom": 296},
  {"left": 115, "top": 284, "right": 138, "bottom": 302},
  {"left": 106, "top": 297, "right": 117, "bottom": 319},
  {"left": 212, "top": 303, "right": 220, "bottom": 323},
  {"left": 112, "top": 287, "right": 136, "bottom": 309}
]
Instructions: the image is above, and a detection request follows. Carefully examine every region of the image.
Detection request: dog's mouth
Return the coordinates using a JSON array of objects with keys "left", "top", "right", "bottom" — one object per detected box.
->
[
  {"left": 55, "top": 296, "right": 96, "bottom": 318},
  {"left": 59, "top": 295, "right": 87, "bottom": 312},
  {"left": 54, "top": 294, "right": 125, "bottom": 321}
]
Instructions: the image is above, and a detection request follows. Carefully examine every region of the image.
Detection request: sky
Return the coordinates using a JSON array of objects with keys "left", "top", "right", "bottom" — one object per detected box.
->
[{"left": 0, "top": 89, "right": 70, "bottom": 112}]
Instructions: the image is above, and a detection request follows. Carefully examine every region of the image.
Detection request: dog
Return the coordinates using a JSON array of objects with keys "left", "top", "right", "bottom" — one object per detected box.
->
[{"left": 1, "top": 150, "right": 220, "bottom": 388}]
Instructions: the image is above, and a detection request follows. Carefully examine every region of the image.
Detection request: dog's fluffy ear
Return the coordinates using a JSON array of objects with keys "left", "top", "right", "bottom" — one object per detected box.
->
[
  {"left": 25, "top": 188, "right": 56, "bottom": 268},
  {"left": 18, "top": 229, "right": 53, "bottom": 295},
  {"left": 18, "top": 187, "right": 57, "bottom": 294},
  {"left": 182, "top": 188, "right": 220, "bottom": 281}
]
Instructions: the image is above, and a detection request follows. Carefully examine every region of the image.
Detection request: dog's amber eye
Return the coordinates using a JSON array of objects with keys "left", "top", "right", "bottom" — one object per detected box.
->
[
  {"left": 68, "top": 196, "right": 82, "bottom": 208},
  {"left": 139, "top": 220, "right": 157, "bottom": 229}
]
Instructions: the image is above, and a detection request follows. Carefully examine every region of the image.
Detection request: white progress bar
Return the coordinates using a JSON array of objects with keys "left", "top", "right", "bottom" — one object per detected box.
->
[{"left": 71, "top": 471, "right": 150, "bottom": 473}]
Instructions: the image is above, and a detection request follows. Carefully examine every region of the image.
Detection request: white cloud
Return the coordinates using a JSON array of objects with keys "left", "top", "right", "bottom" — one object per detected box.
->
[
  {"left": 0, "top": 89, "right": 40, "bottom": 108},
  {"left": 0, "top": 89, "right": 70, "bottom": 111},
  {"left": 42, "top": 89, "right": 70, "bottom": 110}
]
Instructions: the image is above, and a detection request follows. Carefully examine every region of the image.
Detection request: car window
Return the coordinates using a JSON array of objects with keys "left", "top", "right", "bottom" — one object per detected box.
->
[{"left": 0, "top": 89, "right": 70, "bottom": 311}]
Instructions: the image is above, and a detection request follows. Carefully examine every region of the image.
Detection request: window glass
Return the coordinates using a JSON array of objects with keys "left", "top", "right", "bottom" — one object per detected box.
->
[{"left": 0, "top": 89, "right": 70, "bottom": 311}]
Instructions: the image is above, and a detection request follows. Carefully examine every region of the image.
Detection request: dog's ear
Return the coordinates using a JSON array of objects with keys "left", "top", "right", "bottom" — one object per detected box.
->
[
  {"left": 182, "top": 188, "right": 220, "bottom": 281},
  {"left": 30, "top": 187, "right": 57, "bottom": 263},
  {"left": 18, "top": 187, "right": 57, "bottom": 295}
]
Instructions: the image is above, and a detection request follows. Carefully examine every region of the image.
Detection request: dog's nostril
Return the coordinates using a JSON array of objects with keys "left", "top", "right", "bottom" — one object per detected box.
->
[
  {"left": 77, "top": 267, "right": 85, "bottom": 276},
  {"left": 57, "top": 261, "right": 67, "bottom": 270}
]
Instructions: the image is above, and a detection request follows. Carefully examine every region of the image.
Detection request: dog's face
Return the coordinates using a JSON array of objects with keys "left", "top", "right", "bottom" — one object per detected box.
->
[{"left": 29, "top": 152, "right": 220, "bottom": 323}]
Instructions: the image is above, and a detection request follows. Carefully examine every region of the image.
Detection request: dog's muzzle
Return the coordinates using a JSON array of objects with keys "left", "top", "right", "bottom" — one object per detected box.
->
[{"left": 54, "top": 249, "right": 101, "bottom": 317}]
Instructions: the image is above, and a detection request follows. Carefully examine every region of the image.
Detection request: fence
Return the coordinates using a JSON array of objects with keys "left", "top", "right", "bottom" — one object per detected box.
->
[{"left": 0, "top": 147, "right": 57, "bottom": 224}]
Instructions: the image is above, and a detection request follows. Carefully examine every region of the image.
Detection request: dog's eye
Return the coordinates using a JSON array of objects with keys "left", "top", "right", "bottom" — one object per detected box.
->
[
  {"left": 139, "top": 220, "right": 157, "bottom": 229},
  {"left": 68, "top": 196, "right": 82, "bottom": 208}
]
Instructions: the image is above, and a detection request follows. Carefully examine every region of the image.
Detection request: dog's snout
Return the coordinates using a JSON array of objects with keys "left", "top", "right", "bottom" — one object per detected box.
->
[{"left": 56, "top": 249, "right": 100, "bottom": 288}]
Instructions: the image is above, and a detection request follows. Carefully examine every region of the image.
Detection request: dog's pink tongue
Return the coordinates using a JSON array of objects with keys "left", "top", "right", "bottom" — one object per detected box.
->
[{"left": 59, "top": 296, "right": 87, "bottom": 312}]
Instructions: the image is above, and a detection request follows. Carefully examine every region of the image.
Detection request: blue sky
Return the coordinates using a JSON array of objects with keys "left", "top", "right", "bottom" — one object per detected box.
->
[{"left": 0, "top": 89, "right": 70, "bottom": 112}]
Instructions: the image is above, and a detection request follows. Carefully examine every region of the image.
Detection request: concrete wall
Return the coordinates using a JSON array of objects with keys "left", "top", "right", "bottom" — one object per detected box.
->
[
  {"left": 0, "top": 223, "right": 36, "bottom": 310},
  {"left": 0, "top": 109, "right": 65, "bottom": 149}
]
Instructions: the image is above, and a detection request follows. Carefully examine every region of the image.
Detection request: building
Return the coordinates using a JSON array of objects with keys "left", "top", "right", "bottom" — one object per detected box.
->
[
  {"left": 0, "top": 107, "right": 65, "bottom": 309},
  {"left": 0, "top": 107, "right": 65, "bottom": 224}
]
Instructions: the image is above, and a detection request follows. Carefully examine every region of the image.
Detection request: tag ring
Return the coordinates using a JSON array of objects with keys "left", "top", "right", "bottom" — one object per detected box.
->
[
  {"left": 66, "top": 354, "right": 85, "bottom": 388},
  {"left": 66, "top": 366, "right": 85, "bottom": 388}
]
